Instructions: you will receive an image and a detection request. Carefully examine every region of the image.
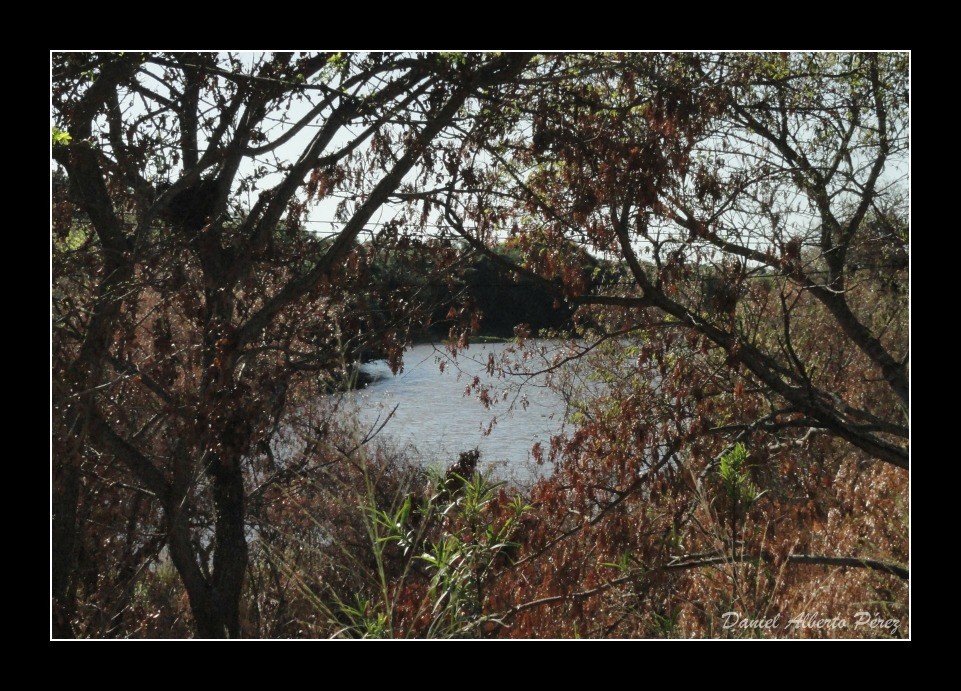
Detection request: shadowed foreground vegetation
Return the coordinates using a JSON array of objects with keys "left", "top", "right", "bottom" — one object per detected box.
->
[{"left": 53, "top": 51, "right": 907, "bottom": 638}]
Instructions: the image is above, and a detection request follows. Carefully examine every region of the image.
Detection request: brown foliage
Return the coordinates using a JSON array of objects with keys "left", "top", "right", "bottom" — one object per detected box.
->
[{"left": 52, "top": 52, "right": 908, "bottom": 638}]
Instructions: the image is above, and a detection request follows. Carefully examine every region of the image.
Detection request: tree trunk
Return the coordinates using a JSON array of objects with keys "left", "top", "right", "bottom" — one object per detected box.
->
[
  {"left": 166, "top": 490, "right": 244, "bottom": 638},
  {"left": 171, "top": 275, "right": 250, "bottom": 638},
  {"left": 208, "top": 451, "right": 249, "bottom": 638}
]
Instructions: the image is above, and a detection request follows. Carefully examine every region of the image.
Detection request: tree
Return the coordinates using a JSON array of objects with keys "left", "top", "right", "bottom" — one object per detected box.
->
[
  {"left": 432, "top": 52, "right": 908, "bottom": 635},
  {"left": 52, "top": 52, "right": 532, "bottom": 637},
  {"left": 53, "top": 52, "right": 909, "bottom": 638},
  {"left": 446, "top": 52, "right": 907, "bottom": 465}
]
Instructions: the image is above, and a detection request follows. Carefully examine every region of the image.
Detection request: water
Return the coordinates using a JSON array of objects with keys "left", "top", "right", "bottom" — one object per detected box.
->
[{"left": 340, "top": 341, "right": 582, "bottom": 480}]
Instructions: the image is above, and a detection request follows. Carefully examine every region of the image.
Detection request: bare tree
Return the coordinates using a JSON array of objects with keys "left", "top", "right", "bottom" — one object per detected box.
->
[{"left": 52, "top": 51, "right": 531, "bottom": 637}]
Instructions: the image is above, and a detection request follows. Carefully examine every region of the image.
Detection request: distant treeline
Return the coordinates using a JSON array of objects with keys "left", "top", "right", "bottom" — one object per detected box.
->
[
  {"left": 431, "top": 250, "right": 574, "bottom": 338},
  {"left": 366, "top": 242, "right": 625, "bottom": 343}
]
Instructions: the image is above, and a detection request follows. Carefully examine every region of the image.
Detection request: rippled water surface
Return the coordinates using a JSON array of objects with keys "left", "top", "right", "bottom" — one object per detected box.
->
[{"left": 342, "top": 342, "right": 584, "bottom": 480}]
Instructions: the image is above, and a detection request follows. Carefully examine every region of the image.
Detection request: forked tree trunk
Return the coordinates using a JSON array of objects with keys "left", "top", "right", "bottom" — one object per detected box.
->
[{"left": 166, "top": 459, "right": 248, "bottom": 639}]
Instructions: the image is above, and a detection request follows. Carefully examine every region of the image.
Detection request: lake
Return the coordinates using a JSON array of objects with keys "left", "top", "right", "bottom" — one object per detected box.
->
[{"left": 338, "top": 341, "right": 591, "bottom": 481}]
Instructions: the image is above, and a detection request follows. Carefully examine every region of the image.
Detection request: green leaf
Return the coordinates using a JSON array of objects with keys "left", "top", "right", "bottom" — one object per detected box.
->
[{"left": 51, "top": 127, "right": 72, "bottom": 146}]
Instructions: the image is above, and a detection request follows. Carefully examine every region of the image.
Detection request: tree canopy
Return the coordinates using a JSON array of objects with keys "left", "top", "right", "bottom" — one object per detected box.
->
[{"left": 52, "top": 52, "right": 908, "bottom": 638}]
